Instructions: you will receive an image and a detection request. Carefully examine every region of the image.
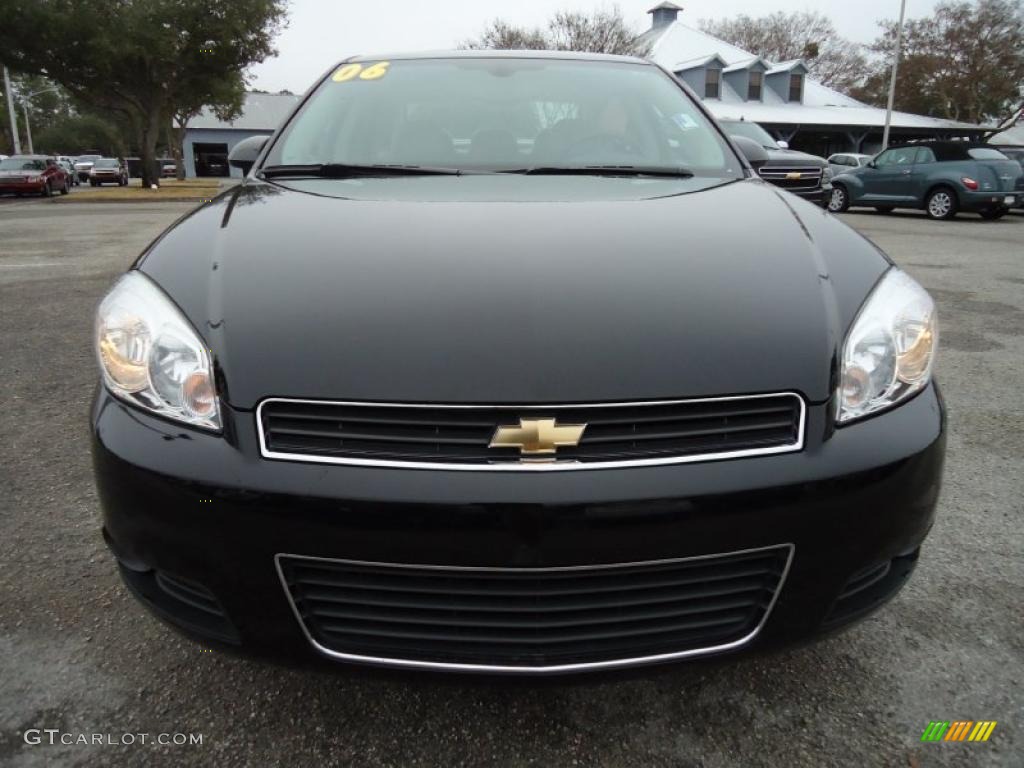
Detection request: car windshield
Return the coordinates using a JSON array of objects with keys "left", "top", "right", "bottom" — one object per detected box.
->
[
  {"left": 94, "top": 158, "right": 119, "bottom": 168},
  {"left": 0, "top": 158, "right": 45, "bottom": 170},
  {"left": 264, "top": 57, "right": 742, "bottom": 176},
  {"left": 722, "top": 120, "right": 778, "bottom": 150}
]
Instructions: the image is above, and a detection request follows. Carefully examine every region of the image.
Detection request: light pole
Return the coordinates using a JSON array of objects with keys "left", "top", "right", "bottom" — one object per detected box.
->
[
  {"left": 881, "top": 0, "right": 908, "bottom": 151},
  {"left": 3, "top": 65, "right": 20, "bottom": 154},
  {"left": 21, "top": 86, "right": 60, "bottom": 155}
]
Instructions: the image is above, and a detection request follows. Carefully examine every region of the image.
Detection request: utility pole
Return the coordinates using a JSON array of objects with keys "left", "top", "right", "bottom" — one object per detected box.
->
[
  {"left": 23, "top": 102, "right": 33, "bottom": 154},
  {"left": 881, "top": 0, "right": 907, "bottom": 151},
  {"left": 3, "top": 65, "right": 21, "bottom": 154}
]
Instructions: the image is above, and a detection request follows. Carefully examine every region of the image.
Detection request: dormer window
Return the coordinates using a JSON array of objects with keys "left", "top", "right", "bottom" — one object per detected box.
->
[
  {"left": 705, "top": 69, "right": 720, "bottom": 99},
  {"left": 748, "top": 71, "right": 763, "bottom": 101},
  {"left": 788, "top": 74, "right": 803, "bottom": 102}
]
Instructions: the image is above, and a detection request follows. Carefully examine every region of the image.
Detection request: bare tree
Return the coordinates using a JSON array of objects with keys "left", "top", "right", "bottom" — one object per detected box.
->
[
  {"left": 699, "top": 11, "right": 867, "bottom": 93},
  {"left": 464, "top": 20, "right": 549, "bottom": 51},
  {"left": 463, "top": 6, "right": 650, "bottom": 57},
  {"left": 852, "top": 0, "right": 1024, "bottom": 124}
]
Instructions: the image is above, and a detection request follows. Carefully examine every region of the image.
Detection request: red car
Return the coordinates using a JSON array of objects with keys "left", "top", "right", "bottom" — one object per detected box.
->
[{"left": 0, "top": 155, "right": 71, "bottom": 196}]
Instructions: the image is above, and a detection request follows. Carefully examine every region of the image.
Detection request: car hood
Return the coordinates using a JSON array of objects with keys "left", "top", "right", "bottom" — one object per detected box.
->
[
  {"left": 764, "top": 149, "right": 828, "bottom": 168},
  {"left": 139, "top": 177, "right": 890, "bottom": 409}
]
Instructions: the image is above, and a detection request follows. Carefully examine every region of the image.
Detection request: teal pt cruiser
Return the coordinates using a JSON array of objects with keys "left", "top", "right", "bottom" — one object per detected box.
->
[{"left": 828, "top": 142, "right": 1022, "bottom": 220}]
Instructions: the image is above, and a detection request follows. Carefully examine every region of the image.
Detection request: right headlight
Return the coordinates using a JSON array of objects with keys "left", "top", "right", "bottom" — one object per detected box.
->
[
  {"left": 837, "top": 269, "right": 937, "bottom": 424},
  {"left": 95, "top": 271, "right": 220, "bottom": 431}
]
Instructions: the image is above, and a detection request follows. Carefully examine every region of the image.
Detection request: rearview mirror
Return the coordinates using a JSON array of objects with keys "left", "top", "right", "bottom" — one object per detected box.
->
[
  {"left": 228, "top": 136, "right": 269, "bottom": 175},
  {"left": 730, "top": 135, "right": 769, "bottom": 171}
]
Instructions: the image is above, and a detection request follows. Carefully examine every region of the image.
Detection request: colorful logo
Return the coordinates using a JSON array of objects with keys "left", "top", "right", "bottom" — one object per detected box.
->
[{"left": 921, "top": 721, "right": 997, "bottom": 742}]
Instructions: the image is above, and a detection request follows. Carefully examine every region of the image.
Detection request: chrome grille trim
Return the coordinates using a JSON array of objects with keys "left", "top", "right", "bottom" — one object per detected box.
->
[
  {"left": 275, "top": 544, "right": 795, "bottom": 674},
  {"left": 758, "top": 166, "right": 824, "bottom": 191},
  {"left": 255, "top": 392, "right": 807, "bottom": 471}
]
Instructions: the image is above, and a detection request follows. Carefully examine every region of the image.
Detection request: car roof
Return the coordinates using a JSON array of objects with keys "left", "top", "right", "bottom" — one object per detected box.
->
[
  {"left": 343, "top": 49, "right": 651, "bottom": 66},
  {"left": 888, "top": 141, "right": 1005, "bottom": 161},
  {"left": 7, "top": 154, "right": 50, "bottom": 160},
  {"left": 891, "top": 141, "right": 991, "bottom": 150}
]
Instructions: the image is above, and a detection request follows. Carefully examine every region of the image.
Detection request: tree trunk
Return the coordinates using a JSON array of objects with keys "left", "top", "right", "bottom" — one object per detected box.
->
[
  {"left": 138, "top": 105, "right": 162, "bottom": 188},
  {"left": 174, "top": 125, "right": 185, "bottom": 180},
  {"left": 166, "top": 117, "right": 186, "bottom": 180}
]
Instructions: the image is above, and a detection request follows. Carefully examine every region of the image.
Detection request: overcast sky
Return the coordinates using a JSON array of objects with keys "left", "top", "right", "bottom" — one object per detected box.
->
[{"left": 249, "top": 0, "right": 939, "bottom": 93}]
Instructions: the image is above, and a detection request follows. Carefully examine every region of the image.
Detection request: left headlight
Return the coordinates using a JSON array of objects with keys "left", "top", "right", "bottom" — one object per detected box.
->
[
  {"left": 837, "top": 269, "right": 937, "bottom": 424},
  {"left": 95, "top": 271, "right": 220, "bottom": 431}
]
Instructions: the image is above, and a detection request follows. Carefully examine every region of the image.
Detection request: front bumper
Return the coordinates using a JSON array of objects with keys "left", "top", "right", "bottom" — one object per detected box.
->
[
  {"left": 0, "top": 181, "right": 45, "bottom": 193},
  {"left": 769, "top": 180, "right": 831, "bottom": 205},
  {"left": 92, "top": 384, "right": 945, "bottom": 674},
  {"left": 794, "top": 180, "right": 832, "bottom": 204}
]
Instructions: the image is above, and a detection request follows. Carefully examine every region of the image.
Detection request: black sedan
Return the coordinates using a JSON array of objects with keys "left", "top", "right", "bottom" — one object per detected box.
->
[{"left": 91, "top": 51, "right": 944, "bottom": 675}]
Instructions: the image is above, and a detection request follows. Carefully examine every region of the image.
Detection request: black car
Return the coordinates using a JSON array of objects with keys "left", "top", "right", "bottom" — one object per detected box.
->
[
  {"left": 91, "top": 51, "right": 944, "bottom": 675},
  {"left": 719, "top": 118, "right": 832, "bottom": 205}
]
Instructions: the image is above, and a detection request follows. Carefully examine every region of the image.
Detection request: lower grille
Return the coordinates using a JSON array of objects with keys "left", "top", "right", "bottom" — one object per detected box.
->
[
  {"left": 118, "top": 565, "right": 240, "bottom": 644},
  {"left": 258, "top": 393, "right": 804, "bottom": 470},
  {"left": 822, "top": 549, "right": 919, "bottom": 630},
  {"left": 758, "top": 166, "right": 824, "bottom": 192},
  {"left": 155, "top": 572, "right": 224, "bottom": 617},
  {"left": 277, "top": 546, "right": 793, "bottom": 672}
]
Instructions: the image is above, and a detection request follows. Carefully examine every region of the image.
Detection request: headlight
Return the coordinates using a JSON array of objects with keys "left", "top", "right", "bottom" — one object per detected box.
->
[
  {"left": 837, "top": 269, "right": 937, "bottom": 424},
  {"left": 95, "top": 272, "right": 220, "bottom": 430},
  {"left": 822, "top": 166, "right": 833, "bottom": 181}
]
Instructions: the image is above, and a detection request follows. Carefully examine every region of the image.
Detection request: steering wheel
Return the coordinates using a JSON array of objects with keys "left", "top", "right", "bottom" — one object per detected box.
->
[{"left": 564, "top": 133, "right": 645, "bottom": 164}]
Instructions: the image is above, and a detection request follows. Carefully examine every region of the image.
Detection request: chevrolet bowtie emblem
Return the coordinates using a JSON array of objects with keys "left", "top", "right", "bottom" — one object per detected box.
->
[
  {"left": 489, "top": 418, "right": 587, "bottom": 455},
  {"left": 785, "top": 172, "right": 803, "bottom": 180}
]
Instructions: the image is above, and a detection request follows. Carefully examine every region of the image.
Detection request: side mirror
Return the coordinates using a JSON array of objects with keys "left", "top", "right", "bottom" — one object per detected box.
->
[
  {"left": 776, "top": 140, "right": 789, "bottom": 150},
  {"left": 866, "top": 161, "right": 877, "bottom": 169},
  {"left": 228, "top": 136, "right": 269, "bottom": 175},
  {"left": 730, "top": 135, "right": 769, "bottom": 171}
]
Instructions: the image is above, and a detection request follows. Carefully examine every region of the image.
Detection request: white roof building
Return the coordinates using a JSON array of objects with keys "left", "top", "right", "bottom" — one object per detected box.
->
[{"left": 640, "top": 3, "right": 987, "bottom": 155}]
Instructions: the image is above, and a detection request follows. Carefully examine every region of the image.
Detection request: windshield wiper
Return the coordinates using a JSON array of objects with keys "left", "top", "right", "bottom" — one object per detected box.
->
[
  {"left": 501, "top": 165, "right": 694, "bottom": 178},
  {"left": 259, "top": 163, "right": 465, "bottom": 179}
]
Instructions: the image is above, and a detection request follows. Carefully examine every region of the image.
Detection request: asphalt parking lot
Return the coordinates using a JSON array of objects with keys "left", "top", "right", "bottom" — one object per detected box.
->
[{"left": 0, "top": 199, "right": 1021, "bottom": 767}]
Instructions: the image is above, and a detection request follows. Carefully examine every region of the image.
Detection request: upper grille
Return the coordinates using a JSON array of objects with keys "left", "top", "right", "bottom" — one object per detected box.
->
[
  {"left": 277, "top": 546, "right": 793, "bottom": 671},
  {"left": 257, "top": 393, "right": 804, "bottom": 470},
  {"left": 758, "top": 166, "right": 824, "bottom": 191}
]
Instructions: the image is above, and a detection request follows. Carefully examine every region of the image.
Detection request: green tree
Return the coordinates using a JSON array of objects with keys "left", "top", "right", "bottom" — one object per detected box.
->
[
  {"left": 464, "top": 6, "right": 650, "bottom": 56},
  {"left": 168, "top": 71, "right": 246, "bottom": 180},
  {"left": 851, "top": 0, "right": 1024, "bottom": 123},
  {"left": 0, "top": 0, "right": 287, "bottom": 186},
  {"left": 34, "top": 114, "right": 126, "bottom": 156}
]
